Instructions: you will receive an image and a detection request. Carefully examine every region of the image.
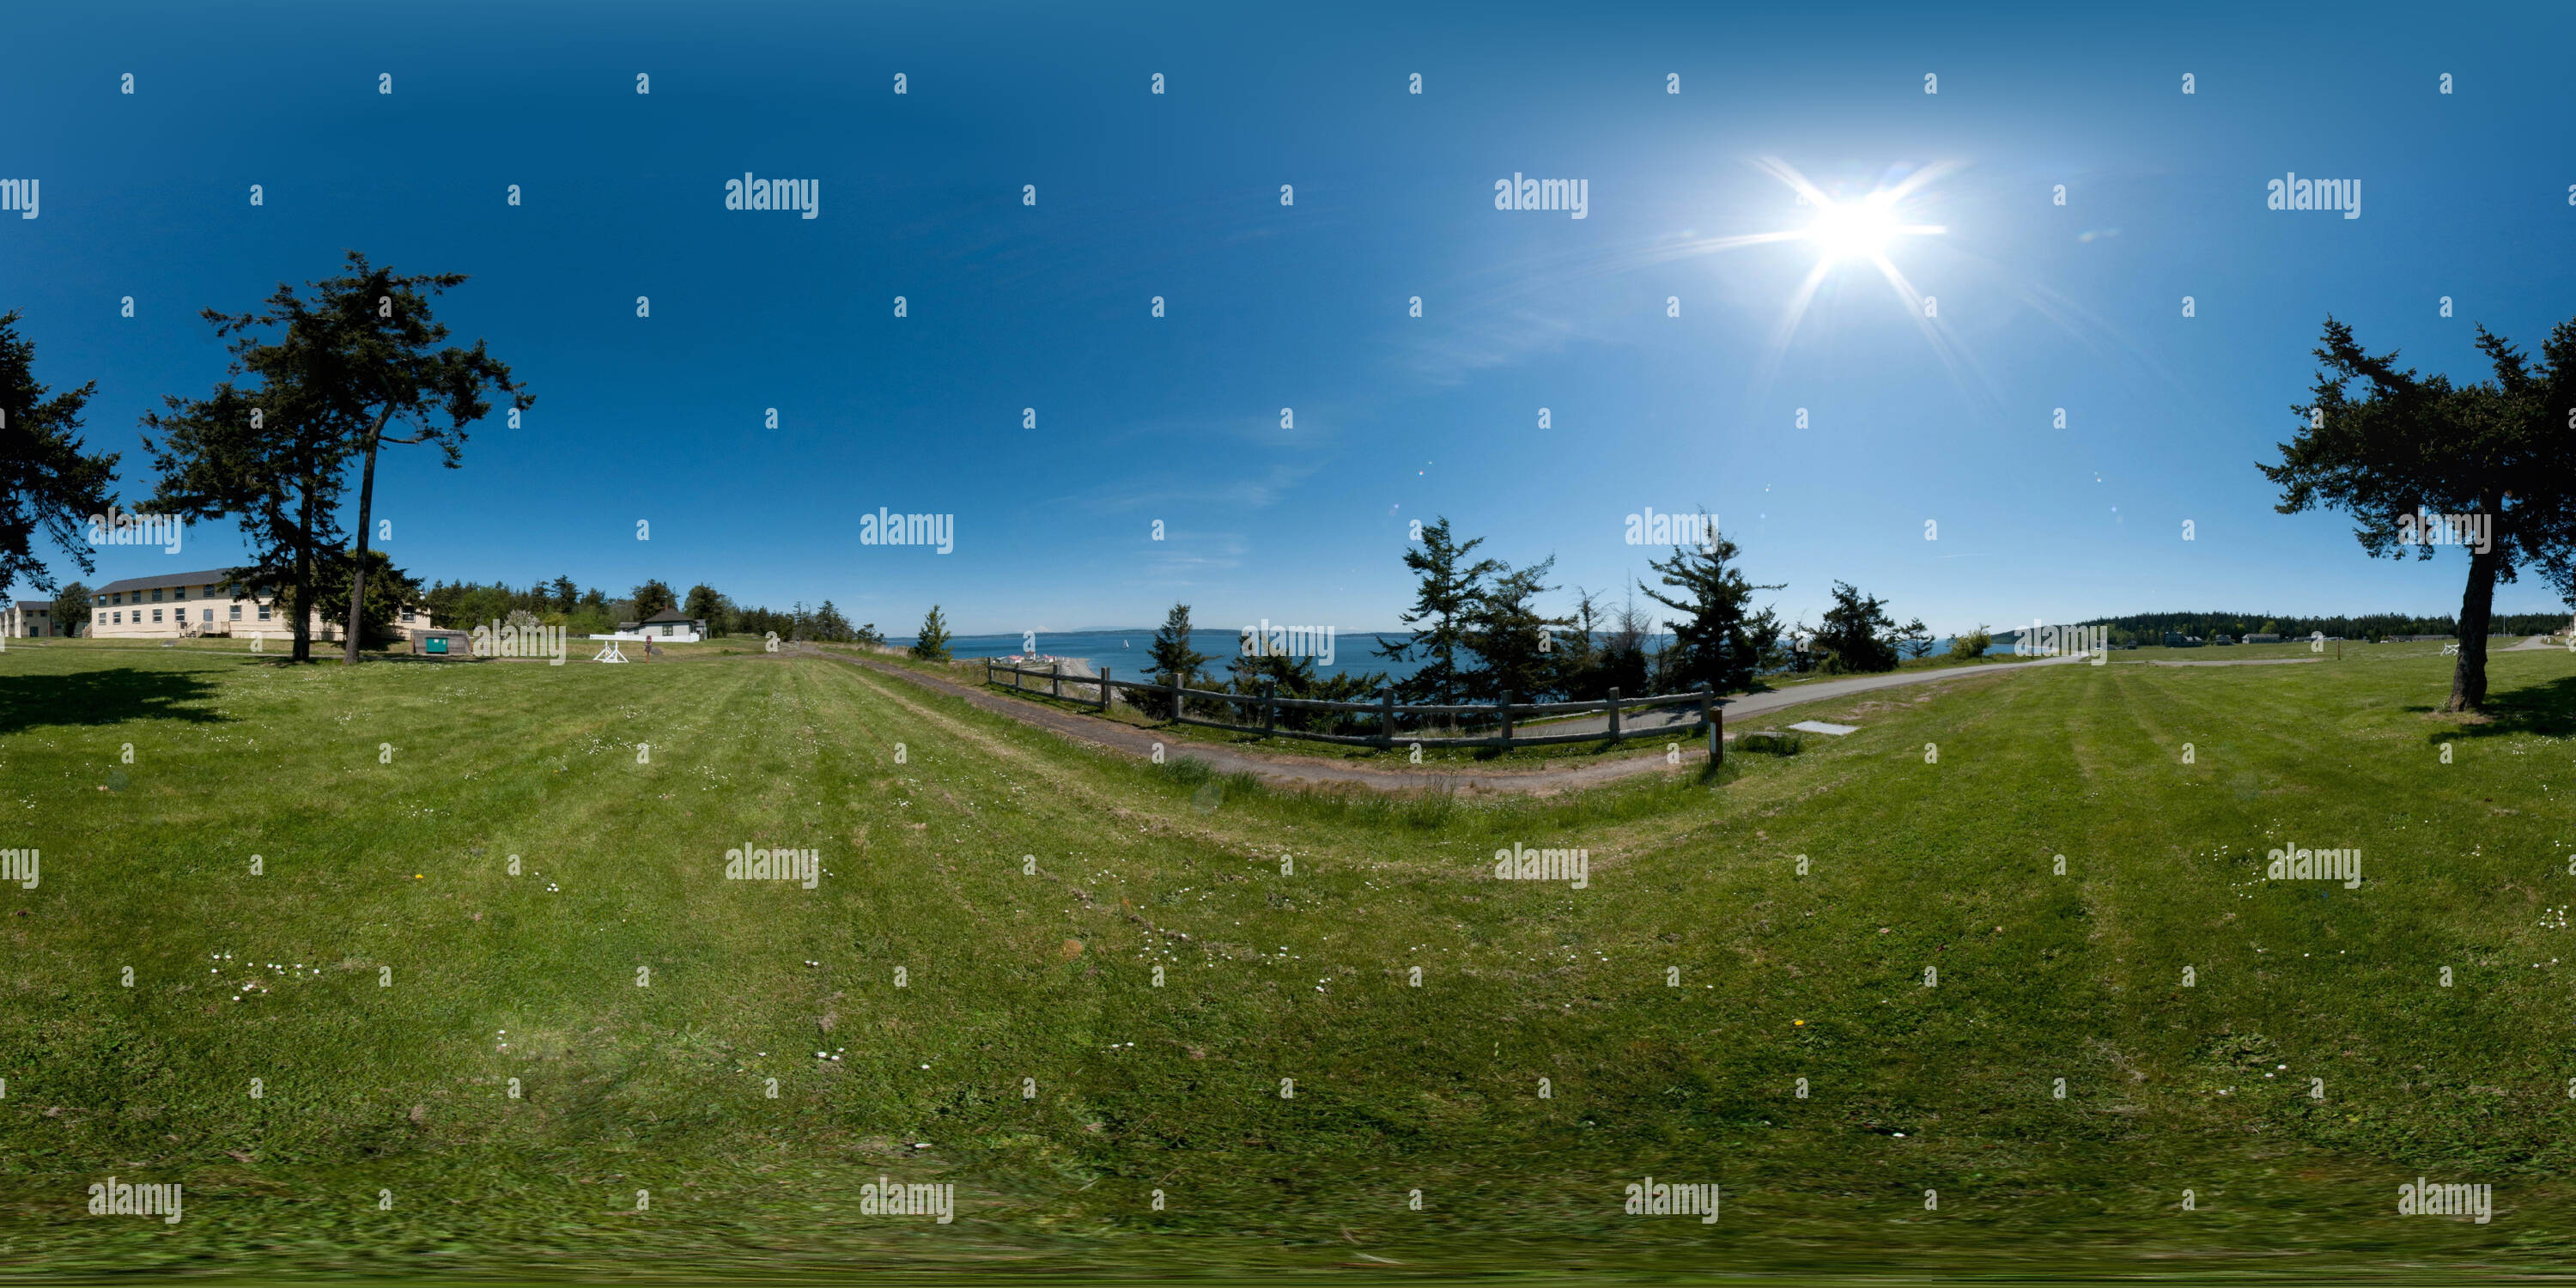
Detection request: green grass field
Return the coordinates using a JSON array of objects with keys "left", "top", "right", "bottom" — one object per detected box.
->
[{"left": 3, "top": 641, "right": 2574, "bottom": 1279}]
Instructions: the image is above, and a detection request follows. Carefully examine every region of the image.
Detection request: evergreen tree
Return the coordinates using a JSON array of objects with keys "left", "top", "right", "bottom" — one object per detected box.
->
[
  {"left": 2261, "top": 314, "right": 2576, "bottom": 711},
  {"left": 1461, "top": 556, "right": 1570, "bottom": 702},
  {"left": 53, "top": 580, "right": 90, "bottom": 636},
  {"left": 143, "top": 254, "right": 528, "bottom": 663},
  {"left": 1895, "top": 617, "right": 1935, "bottom": 660},
  {"left": 0, "top": 312, "right": 118, "bottom": 604},
  {"left": 1814, "top": 580, "right": 1901, "bottom": 673},
  {"left": 1552, "top": 586, "right": 1608, "bottom": 699},
  {"left": 815, "top": 599, "right": 854, "bottom": 641},
  {"left": 1227, "top": 648, "right": 1388, "bottom": 734},
  {"left": 683, "top": 582, "right": 726, "bottom": 629},
  {"left": 1147, "top": 601, "right": 1211, "bottom": 687},
  {"left": 312, "top": 547, "right": 423, "bottom": 645},
  {"left": 146, "top": 376, "right": 348, "bottom": 662},
  {"left": 1591, "top": 594, "right": 1656, "bottom": 700},
  {"left": 1637, "top": 534, "right": 1781, "bottom": 694},
  {"left": 910, "top": 605, "right": 952, "bottom": 661},
  {"left": 631, "top": 580, "right": 676, "bottom": 620},
  {"left": 1780, "top": 620, "right": 1820, "bottom": 675},
  {"left": 1376, "top": 516, "right": 1500, "bottom": 704}
]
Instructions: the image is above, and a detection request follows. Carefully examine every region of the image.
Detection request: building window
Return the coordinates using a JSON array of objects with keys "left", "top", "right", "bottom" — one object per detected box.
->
[
  {"left": 258, "top": 603, "right": 271, "bottom": 621},
  {"left": 202, "top": 609, "right": 213, "bottom": 623},
  {"left": 231, "top": 605, "right": 242, "bottom": 621},
  {"left": 152, "top": 610, "right": 163, "bottom": 623},
  {"left": 151, "top": 588, "right": 162, "bottom": 602},
  {"left": 112, "top": 611, "right": 122, "bottom": 624},
  {"left": 173, "top": 586, "right": 186, "bottom": 600}
]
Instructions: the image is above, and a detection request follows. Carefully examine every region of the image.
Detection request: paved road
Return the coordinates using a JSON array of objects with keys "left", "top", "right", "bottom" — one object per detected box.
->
[
  {"left": 811, "top": 647, "right": 2095, "bottom": 797},
  {"left": 1519, "top": 653, "right": 2098, "bottom": 738}
]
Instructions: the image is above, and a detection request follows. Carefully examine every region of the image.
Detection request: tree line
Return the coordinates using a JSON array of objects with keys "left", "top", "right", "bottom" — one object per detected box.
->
[
  {"left": 2078, "top": 610, "right": 2568, "bottom": 645},
  {"left": 1084, "top": 516, "right": 1926, "bottom": 735},
  {"left": 420, "top": 576, "right": 883, "bottom": 645}
]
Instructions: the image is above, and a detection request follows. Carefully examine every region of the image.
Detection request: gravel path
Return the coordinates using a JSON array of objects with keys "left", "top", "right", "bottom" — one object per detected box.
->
[{"left": 812, "top": 648, "right": 2093, "bottom": 797}]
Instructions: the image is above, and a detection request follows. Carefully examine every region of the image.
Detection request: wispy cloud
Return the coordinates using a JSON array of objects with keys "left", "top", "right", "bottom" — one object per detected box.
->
[
  {"left": 1048, "top": 459, "right": 1323, "bottom": 516},
  {"left": 1141, "top": 531, "right": 1248, "bottom": 581}
]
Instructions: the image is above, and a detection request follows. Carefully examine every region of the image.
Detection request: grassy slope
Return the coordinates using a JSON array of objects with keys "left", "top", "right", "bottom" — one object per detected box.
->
[{"left": 0, "top": 642, "right": 2572, "bottom": 1278}]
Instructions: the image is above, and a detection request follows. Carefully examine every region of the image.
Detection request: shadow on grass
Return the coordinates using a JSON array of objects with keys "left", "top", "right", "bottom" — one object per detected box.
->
[
  {"left": 2420, "top": 672, "right": 2576, "bottom": 741},
  {"left": 0, "top": 667, "right": 228, "bottom": 735}
]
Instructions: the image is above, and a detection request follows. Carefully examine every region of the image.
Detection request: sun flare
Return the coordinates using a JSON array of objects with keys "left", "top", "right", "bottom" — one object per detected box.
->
[{"left": 1804, "top": 193, "right": 1902, "bottom": 261}]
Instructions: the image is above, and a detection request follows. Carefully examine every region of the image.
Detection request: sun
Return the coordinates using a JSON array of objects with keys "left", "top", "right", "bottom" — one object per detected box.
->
[
  {"left": 1804, "top": 193, "right": 1902, "bottom": 261},
  {"left": 1659, "top": 157, "right": 1976, "bottom": 409}
]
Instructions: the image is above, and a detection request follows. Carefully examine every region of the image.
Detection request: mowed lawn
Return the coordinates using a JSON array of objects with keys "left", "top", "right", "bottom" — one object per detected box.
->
[{"left": 2, "top": 641, "right": 2574, "bottom": 1278}]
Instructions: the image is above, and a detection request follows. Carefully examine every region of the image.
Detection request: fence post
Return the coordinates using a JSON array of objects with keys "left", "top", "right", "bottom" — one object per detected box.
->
[
  {"left": 1607, "top": 687, "right": 1622, "bottom": 738},
  {"left": 1499, "top": 690, "right": 1516, "bottom": 745},
  {"left": 1170, "top": 671, "right": 1184, "bottom": 723},
  {"left": 1099, "top": 666, "right": 1113, "bottom": 712},
  {"left": 985, "top": 659, "right": 993, "bottom": 686},
  {"left": 1264, "top": 680, "right": 1278, "bottom": 735},
  {"left": 1700, "top": 683, "right": 1718, "bottom": 764},
  {"left": 1051, "top": 661, "right": 1062, "bottom": 699},
  {"left": 1379, "top": 685, "right": 1397, "bottom": 749}
]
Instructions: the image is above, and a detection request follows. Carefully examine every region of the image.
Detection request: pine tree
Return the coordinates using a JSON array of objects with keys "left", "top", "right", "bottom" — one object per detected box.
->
[
  {"left": 146, "top": 379, "right": 347, "bottom": 662},
  {"left": 1461, "top": 556, "right": 1570, "bottom": 702},
  {"left": 1376, "top": 516, "right": 1500, "bottom": 704},
  {"left": 631, "top": 580, "right": 675, "bottom": 620},
  {"left": 1895, "top": 617, "right": 1935, "bottom": 660},
  {"left": 1147, "top": 601, "right": 1211, "bottom": 688},
  {"left": 1814, "top": 581, "right": 1900, "bottom": 673},
  {"left": 2261, "top": 314, "right": 2576, "bottom": 711},
  {"left": 0, "top": 312, "right": 117, "bottom": 604},
  {"left": 815, "top": 599, "right": 854, "bottom": 641},
  {"left": 910, "top": 605, "right": 951, "bottom": 661},
  {"left": 1637, "top": 534, "right": 1781, "bottom": 694},
  {"left": 53, "top": 580, "right": 91, "bottom": 636}
]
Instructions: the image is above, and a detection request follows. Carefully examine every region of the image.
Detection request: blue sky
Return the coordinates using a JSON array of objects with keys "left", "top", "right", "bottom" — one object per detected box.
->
[{"left": 6, "top": 0, "right": 2573, "bottom": 635}]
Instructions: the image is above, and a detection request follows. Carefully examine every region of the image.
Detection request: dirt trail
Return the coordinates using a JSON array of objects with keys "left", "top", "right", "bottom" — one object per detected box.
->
[{"left": 810, "top": 648, "right": 2092, "bottom": 797}]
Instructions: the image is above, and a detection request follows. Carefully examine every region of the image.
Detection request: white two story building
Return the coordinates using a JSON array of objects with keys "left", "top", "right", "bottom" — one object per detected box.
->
[
  {"left": 84, "top": 569, "right": 434, "bottom": 642},
  {"left": 6, "top": 600, "right": 64, "bottom": 637}
]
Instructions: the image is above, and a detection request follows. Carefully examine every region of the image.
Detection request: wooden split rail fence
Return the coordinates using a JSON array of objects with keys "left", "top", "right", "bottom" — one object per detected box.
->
[{"left": 984, "top": 659, "right": 1722, "bottom": 761}]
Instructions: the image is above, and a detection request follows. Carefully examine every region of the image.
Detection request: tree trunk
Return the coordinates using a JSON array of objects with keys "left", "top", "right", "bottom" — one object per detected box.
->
[
  {"left": 292, "top": 484, "right": 315, "bottom": 663},
  {"left": 343, "top": 406, "right": 394, "bottom": 664},
  {"left": 2445, "top": 540, "right": 2499, "bottom": 713}
]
